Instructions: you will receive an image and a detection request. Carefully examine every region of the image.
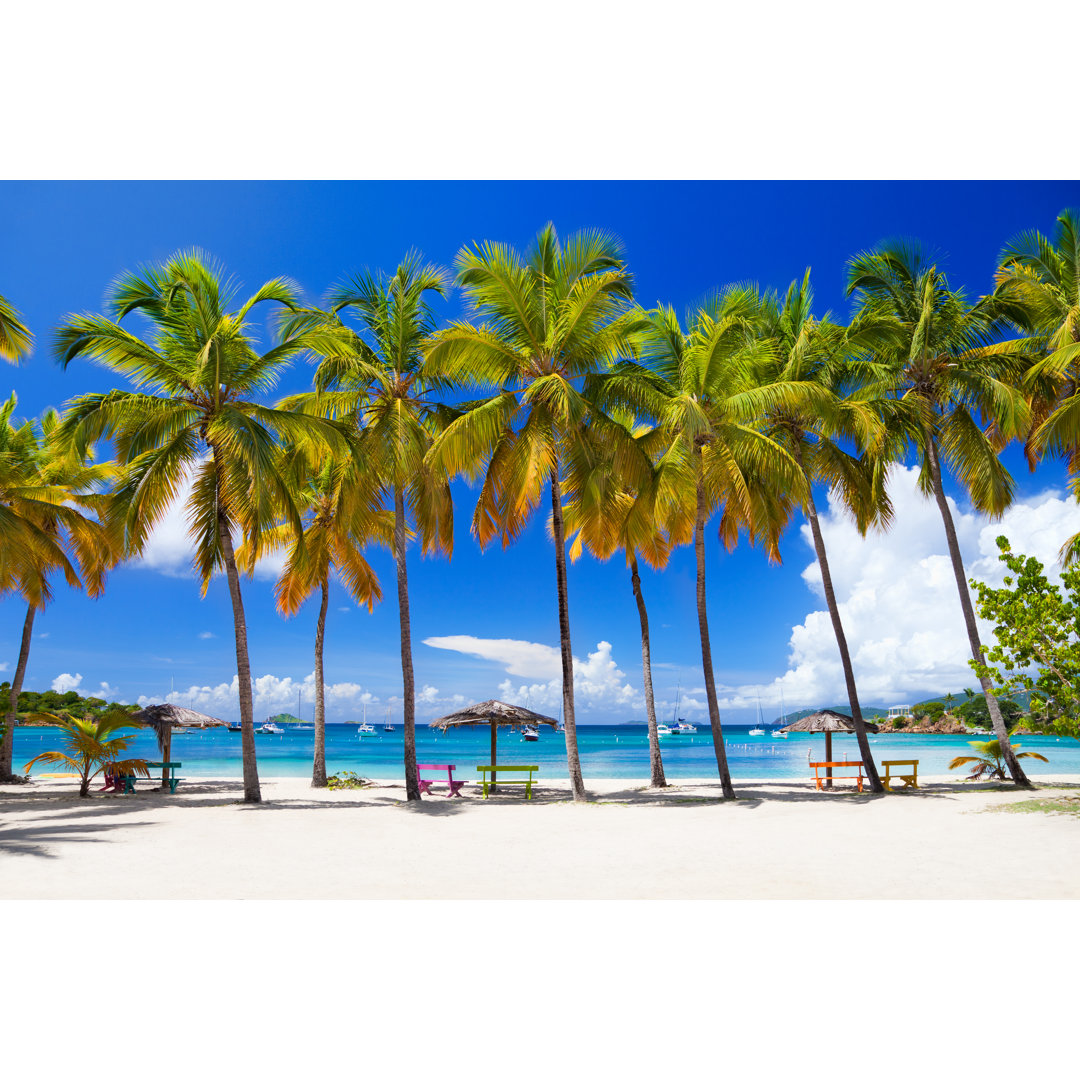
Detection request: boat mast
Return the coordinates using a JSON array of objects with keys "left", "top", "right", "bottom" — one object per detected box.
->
[{"left": 673, "top": 682, "right": 681, "bottom": 724}]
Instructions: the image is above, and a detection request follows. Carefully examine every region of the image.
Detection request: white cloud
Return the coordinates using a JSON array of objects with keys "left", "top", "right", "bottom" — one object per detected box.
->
[
  {"left": 97, "top": 681, "right": 118, "bottom": 698},
  {"left": 137, "top": 671, "right": 380, "bottom": 721},
  {"left": 51, "top": 672, "right": 82, "bottom": 693},
  {"left": 740, "top": 465, "right": 1080, "bottom": 710},
  {"left": 198, "top": 631, "right": 215, "bottom": 640},
  {"left": 0, "top": 662, "right": 7, "bottom": 672},
  {"left": 424, "top": 635, "right": 562, "bottom": 679},
  {"left": 38, "top": 632, "right": 49, "bottom": 639}
]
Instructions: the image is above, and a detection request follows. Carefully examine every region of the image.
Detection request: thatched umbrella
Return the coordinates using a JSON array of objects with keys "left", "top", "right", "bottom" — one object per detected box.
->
[
  {"left": 429, "top": 699, "right": 557, "bottom": 792},
  {"left": 780, "top": 709, "right": 880, "bottom": 788},
  {"left": 128, "top": 704, "right": 228, "bottom": 790}
]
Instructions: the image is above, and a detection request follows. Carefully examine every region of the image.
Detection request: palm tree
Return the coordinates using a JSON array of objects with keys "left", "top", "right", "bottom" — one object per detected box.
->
[
  {"left": 748, "top": 270, "right": 890, "bottom": 793},
  {"left": 847, "top": 240, "right": 1034, "bottom": 787},
  {"left": 280, "top": 253, "right": 454, "bottom": 801},
  {"left": 0, "top": 294, "right": 33, "bottom": 362},
  {"left": 24, "top": 708, "right": 149, "bottom": 797},
  {"left": 240, "top": 447, "right": 392, "bottom": 787},
  {"left": 424, "top": 224, "right": 643, "bottom": 804},
  {"left": 562, "top": 411, "right": 672, "bottom": 787},
  {"left": 948, "top": 737, "right": 1048, "bottom": 782},
  {"left": 0, "top": 399, "right": 118, "bottom": 783},
  {"left": 606, "top": 291, "right": 808, "bottom": 798},
  {"left": 993, "top": 208, "right": 1080, "bottom": 563},
  {"left": 54, "top": 250, "right": 344, "bottom": 803}
]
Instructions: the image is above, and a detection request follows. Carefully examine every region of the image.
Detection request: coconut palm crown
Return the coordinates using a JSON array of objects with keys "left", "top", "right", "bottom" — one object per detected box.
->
[
  {"left": 423, "top": 223, "right": 644, "bottom": 803},
  {"left": 53, "top": 250, "right": 345, "bottom": 803}
]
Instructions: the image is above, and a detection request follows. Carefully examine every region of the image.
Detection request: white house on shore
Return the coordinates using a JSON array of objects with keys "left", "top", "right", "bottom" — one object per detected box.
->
[{"left": 887, "top": 705, "right": 912, "bottom": 720}]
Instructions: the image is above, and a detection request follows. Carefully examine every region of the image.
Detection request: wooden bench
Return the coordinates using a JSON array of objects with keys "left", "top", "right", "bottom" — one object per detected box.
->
[
  {"left": 881, "top": 759, "right": 919, "bottom": 790},
  {"left": 810, "top": 761, "right": 866, "bottom": 792},
  {"left": 476, "top": 764, "right": 538, "bottom": 799},
  {"left": 417, "top": 763, "right": 466, "bottom": 798},
  {"left": 124, "top": 761, "right": 182, "bottom": 794}
]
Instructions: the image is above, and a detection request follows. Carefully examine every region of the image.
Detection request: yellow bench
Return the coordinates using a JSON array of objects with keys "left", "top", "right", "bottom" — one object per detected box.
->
[{"left": 881, "top": 759, "right": 918, "bottom": 790}]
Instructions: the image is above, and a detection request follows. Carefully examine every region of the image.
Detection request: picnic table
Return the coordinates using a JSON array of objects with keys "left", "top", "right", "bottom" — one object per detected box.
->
[
  {"left": 880, "top": 759, "right": 919, "bottom": 790},
  {"left": 809, "top": 760, "right": 866, "bottom": 792},
  {"left": 416, "top": 763, "right": 466, "bottom": 797},
  {"left": 476, "top": 764, "right": 538, "bottom": 799},
  {"left": 123, "top": 761, "right": 182, "bottom": 794}
]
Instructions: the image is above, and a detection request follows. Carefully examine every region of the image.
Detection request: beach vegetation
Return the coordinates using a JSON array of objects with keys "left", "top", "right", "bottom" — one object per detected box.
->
[
  {"left": 23, "top": 707, "right": 150, "bottom": 797},
  {"left": 0, "top": 293, "right": 33, "bottom": 363},
  {"left": 970, "top": 536, "right": 1080, "bottom": 741},
  {"left": 281, "top": 253, "right": 455, "bottom": 802},
  {"left": 327, "top": 770, "right": 369, "bottom": 789},
  {"left": 948, "top": 737, "right": 1048, "bottom": 782},
  {"left": 847, "top": 240, "right": 1035, "bottom": 787},
  {"left": 425, "top": 224, "right": 642, "bottom": 803},
  {"left": 54, "top": 250, "right": 347, "bottom": 804}
]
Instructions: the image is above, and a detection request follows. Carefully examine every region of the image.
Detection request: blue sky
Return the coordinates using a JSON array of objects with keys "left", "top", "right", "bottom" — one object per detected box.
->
[{"left": 2, "top": 180, "right": 1079, "bottom": 723}]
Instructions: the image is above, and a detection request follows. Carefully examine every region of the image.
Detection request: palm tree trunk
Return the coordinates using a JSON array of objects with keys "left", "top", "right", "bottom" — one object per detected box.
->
[
  {"left": 794, "top": 447, "right": 883, "bottom": 793},
  {"left": 694, "top": 455, "right": 736, "bottom": 799},
  {"left": 394, "top": 486, "right": 420, "bottom": 801},
  {"left": 1, "top": 603, "right": 35, "bottom": 783},
  {"left": 218, "top": 512, "right": 261, "bottom": 803},
  {"left": 926, "top": 435, "right": 1032, "bottom": 787},
  {"left": 630, "top": 554, "right": 665, "bottom": 787},
  {"left": 550, "top": 467, "right": 586, "bottom": 802},
  {"left": 312, "top": 578, "right": 328, "bottom": 788}
]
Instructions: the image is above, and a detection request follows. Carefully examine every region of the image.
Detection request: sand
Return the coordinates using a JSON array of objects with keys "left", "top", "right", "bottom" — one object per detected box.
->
[{"left": 1, "top": 773, "right": 1078, "bottom": 899}]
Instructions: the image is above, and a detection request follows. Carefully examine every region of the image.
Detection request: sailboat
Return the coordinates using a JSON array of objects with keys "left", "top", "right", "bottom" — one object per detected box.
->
[
  {"left": 356, "top": 704, "right": 376, "bottom": 737},
  {"left": 772, "top": 687, "right": 788, "bottom": 738},
  {"left": 383, "top": 707, "right": 396, "bottom": 733},
  {"left": 749, "top": 691, "right": 766, "bottom": 736}
]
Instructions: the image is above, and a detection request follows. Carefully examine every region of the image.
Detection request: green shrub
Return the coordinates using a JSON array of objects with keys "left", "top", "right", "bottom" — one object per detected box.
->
[{"left": 327, "top": 771, "right": 369, "bottom": 790}]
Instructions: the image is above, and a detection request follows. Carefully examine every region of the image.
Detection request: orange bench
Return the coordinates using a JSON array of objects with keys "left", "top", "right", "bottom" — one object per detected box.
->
[{"left": 810, "top": 761, "right": 866, "bottom": 792}]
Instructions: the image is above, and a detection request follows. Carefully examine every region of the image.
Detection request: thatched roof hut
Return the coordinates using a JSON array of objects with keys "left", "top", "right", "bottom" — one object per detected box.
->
[
  {"left": 129, "top": 704, "right": 227, "bottom": 785},
  {"left": 779, "top": 709, "right": 880, "bottom": 734},
  {"left": 429, "top": 700, "right": 557, "bottom": 786}
]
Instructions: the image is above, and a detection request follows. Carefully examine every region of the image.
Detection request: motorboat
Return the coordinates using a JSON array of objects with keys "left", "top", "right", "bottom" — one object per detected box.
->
[
  {"left": 771, "top": 729, "right": 788, "bottom": 739},
  {"left": 227, "top": 722, "right": 242, "bottom": 734},
  {"left": 521, "top": 725, "right": 540, "bottom": 741},
  {"left": 656, "top": 723, "right": 675, "bottom": 736},
  {"left": 256, "top": 722, "right": 284, "bottom": 735}
]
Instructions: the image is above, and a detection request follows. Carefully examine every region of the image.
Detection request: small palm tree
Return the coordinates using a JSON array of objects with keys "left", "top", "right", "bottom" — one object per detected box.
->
[
  {"left": 240, "top": 447, "right": 392, "bottom": 787},
  {"left": 280, "top": 253, "right": 454, "bottom": 801},
  {"left": 0, "top": 293, "right": 33, "bottom": 362},
  {"left": 24, "top": 708, "right": 150, "bottom": 797},
  {"left": 0, "top": 399, "right": 118, "bottom": 783},
  {"left": 848, "top": 240, "right": 1034, "bottom": 787},
  {"left": 55, "top": 250, "right": 344, "bottom": 803},
  {"left": 424, "top": 224, "right": 643, "bottom": 803},
  {"left": 949, "top": 738, "right": 1048, "bottom": 782}
]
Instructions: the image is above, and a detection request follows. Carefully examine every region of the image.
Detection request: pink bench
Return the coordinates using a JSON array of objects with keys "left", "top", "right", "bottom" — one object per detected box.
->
[{"left": 417, "top": 763, "right": 466, "bottom": 798}]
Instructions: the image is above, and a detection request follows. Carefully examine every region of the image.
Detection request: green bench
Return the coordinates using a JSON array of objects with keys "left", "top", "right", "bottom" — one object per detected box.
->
[
  {"left": 124, "top": 761, "right": 183, "bottom": 794},
  {"left": 476, "top": 764, "right": 539, "bottom": 799}
]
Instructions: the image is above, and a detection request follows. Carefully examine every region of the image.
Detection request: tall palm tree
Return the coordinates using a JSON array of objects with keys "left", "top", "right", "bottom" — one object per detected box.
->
[
  {"left": 424, "top": 224, "right": 643, "bottom": 804},
  {"left": 562, "top": 411, "right": 672, "bottom": 787},
  {"left": 749, "top": 270, "right": 891, "bottom": 793},
  {"left": 54, "top": 250, "right": 343, "bottom": 803},
  {"left": 0, "top": 398, "right": 118, "bottom": 782},
  {"left": 993, "top": 207, "right": 1080, "bottom": 562},
  {"left": 847, "top": 240, "right": 1034, "bottom": 787},
  {"left": 280, "top": 254, "right": 454, "bottom": 801},
  {"left": 240, "top": 447, "right": 392, "bottom": 787},
  {"left": 0, "top": 294, "right": 33, "bottom": 362}
]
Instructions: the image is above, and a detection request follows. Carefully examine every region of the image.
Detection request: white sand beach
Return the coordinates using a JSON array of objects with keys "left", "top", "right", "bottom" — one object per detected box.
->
[{"left": 2, "top": 774, "right": 1078, "bottom": 900}]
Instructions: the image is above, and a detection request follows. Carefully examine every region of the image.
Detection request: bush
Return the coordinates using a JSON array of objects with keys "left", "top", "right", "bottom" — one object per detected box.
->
[
  {"left": 891, "top": 718, "right": 907, "bottom": 730},
  {"left": 327, "top": 771, "right": 369, "bottom": 790}
]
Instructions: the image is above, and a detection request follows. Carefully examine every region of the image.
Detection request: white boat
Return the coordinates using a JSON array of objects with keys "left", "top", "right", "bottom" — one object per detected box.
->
[
  {"left": 256, "top": 722, "right": 284, "bottom": 735},
  {"left": 521, "top": 725, "right": 539, "bottom": 741},
  {"left": 357, "top": 723, "right": 377, "bottom": 736},
  {"left": 383, "top": 706, "right": 395, "bottom": 732},
  {"left": 656, "top": 723, "right": 675, "bottom": 736},
  {"left": 674, "top": 720, "right": 697, "bottom": 734},
  {"left": 771, "top": 729, "right": 788, "bottom": 739},
  {"left": 749, "top": 691, "right": 766, "bottom": 735}
]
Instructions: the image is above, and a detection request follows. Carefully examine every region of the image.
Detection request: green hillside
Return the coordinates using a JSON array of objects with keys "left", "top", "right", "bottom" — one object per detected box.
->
[{"left": 0, "top": 685, "right": 136, "bottom": 722}]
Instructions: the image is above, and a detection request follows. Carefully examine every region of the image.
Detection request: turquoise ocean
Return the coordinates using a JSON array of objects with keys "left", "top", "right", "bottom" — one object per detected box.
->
[{"left": 14, "top": 722, "right": 1079, "bottom": 781}]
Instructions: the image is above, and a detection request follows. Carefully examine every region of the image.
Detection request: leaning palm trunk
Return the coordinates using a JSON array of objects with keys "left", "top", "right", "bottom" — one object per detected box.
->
[
  {"left": 795, "top": 449, "right": 883, "bottom": 792},
  {"left": 312, "top": 579, "right": 329, "bottom": 788},
  {"left": 694, "top": 463, "right": 736, "bottom": 799},
  {"left": 1, "top": 603, "right": 35, "bottom": 782},
  {"left": 630, "top": 555, "right": 666, "bottom": 787},
  {"left": 926, "top": 436, "right": 1032, "bottom": 787},
  {"left": 394, "top": 486, "right": 420, "bottom": 801},
  {"left": 218, "top": 512, "right": 261, "bottom": 803},
  {"left": 550, "top": 469, "right": 587, "bottom": 802}
]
